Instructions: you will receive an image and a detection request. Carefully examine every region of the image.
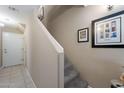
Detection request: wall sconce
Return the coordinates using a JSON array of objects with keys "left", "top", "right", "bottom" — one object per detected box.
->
[
  {"left": 107, "top": 5, "right": 113, "bottom": 11},
  {"left": 38, "top": 6, "right": 44, "bottom": 21}
]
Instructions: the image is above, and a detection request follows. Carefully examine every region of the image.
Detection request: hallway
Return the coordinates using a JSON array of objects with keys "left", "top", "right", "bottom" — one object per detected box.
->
[{"left": 0, "top": 65, "right": 35, "bottom": 88}]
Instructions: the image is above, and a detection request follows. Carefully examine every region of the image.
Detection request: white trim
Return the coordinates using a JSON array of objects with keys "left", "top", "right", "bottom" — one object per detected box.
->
[
  {"left": 58, "top": 53, "right": 64, "bottom": 88},
  {"left": 37, "top": 18, "right": 64, "bottom": 53},
  {"left": 33, "top": 9, "right": 64, "bottom": 53},
  {"left": 25, "top": 67, "right": 37, "bottom": 88}
]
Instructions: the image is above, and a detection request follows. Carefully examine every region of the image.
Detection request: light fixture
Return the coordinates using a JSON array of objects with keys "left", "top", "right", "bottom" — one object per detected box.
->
[
  {"left": 0, "top": 15, "right": 16, "bottom": 25},
  {"left": 38, "top": 5, "right": 44, "bottom": 21},
  {"left": 107, "top": 5, "right": 113, "bottom": 11}
]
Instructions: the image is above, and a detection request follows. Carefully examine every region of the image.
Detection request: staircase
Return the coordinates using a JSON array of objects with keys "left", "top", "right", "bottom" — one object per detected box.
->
[{"left": 64, "top": 61, "right": 88, "bottom": 88}]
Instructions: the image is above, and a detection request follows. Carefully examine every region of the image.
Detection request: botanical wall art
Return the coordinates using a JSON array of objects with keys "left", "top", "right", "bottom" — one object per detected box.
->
[
  {"left": 77, "top": 28, "right": 89, "bottom": 43},
  {"left": 92, "top": 10, "right": 124, "bottom": 48}
]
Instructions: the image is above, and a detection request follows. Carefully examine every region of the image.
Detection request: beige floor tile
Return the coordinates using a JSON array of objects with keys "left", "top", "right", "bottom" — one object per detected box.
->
[
  {"left": 26, "top": 83, "right": 35, "bottom": 88},
  {"left": 0, "top": 64, "right": 35, "bottom": 88},
  {"left": 9, "top": 83, "right": 26, "bottom": 88},
  {"left": 0, "top": 84, "right": 9, "bottom": 88}
]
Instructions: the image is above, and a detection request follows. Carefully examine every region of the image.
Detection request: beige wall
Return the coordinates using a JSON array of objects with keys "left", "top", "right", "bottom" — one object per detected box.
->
[
  {"left": 42, "top": 5, "right": 54, "bottom": 27},
  {"left": 48, "top": 5, "right": 124, "bottom": 87},
  {"left": 42, "top": 5, "right": 74, "bottom": 28},
  {"left": 25, "top": 11, "right": 64, "bottom": 87}
]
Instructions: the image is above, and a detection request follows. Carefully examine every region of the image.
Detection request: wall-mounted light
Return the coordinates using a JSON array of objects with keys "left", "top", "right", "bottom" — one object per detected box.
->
[
  {"left": 38, "top": 5, "right": 44, "bottom": 21},
  {"left": 107, "top": 5, "right": 113, "bottom": 11}
]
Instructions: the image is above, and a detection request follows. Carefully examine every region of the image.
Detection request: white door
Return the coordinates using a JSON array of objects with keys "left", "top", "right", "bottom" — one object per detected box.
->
[{"left": 2, "top": 32, "right": 24, "bottom": 67}]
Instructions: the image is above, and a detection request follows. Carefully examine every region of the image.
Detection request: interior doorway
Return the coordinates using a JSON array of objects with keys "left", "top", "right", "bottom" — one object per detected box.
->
[{"left": 2, "top": 31, "right": 24, "bottom": 67}]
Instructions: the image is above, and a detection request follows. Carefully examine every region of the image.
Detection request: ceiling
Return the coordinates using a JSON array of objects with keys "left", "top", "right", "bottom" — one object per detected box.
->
[
  {"left": 8, "top": 5, "right": 39, "bottom": 14},
  {"left": 0, "top": 5, "right": 39, "bottom": 15},
  {"left": 0, "top": 5, "right": 39, "bottom": 30}
]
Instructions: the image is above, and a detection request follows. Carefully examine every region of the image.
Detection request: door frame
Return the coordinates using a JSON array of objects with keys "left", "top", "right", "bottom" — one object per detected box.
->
[{"left": 1, "top": 30, "right": 26, "bottom": 67}]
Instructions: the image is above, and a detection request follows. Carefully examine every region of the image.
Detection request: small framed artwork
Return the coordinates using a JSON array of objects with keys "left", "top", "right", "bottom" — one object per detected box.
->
[
  {"left": 78, "top": 28, "right": 89, "bottom": 43},
  {"left": 92, "top": 10, "right": 124, "bottom": 48}
]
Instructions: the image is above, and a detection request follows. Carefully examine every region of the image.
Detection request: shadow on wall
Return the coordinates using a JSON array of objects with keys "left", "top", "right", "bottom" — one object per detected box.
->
[{"left": 47, "top": 5, "right": 73, "bottom": 22}]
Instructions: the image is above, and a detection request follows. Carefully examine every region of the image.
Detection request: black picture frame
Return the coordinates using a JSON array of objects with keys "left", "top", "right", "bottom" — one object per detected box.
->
[
  {"left": 77, "top": 28, "right": 89, "bottom": 43},
  {"left": 92, "top": 10, "right": 124, "bottom": 48}
]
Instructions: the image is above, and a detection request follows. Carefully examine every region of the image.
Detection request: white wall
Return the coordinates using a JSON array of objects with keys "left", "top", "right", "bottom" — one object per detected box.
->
[
  {"left": 25, "top": 10, "right": 64, "bottom": 88},
  {"left": 48, "top": 5, "right": 124, "bottom": 87}
]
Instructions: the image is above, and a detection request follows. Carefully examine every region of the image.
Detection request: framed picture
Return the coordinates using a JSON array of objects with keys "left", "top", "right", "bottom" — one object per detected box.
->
[
  {"left": 92, "top": 10, "right": 124, "bottom": 48},
  {"left": 78, "top": 28, "right": 89, "bottom": 43}
]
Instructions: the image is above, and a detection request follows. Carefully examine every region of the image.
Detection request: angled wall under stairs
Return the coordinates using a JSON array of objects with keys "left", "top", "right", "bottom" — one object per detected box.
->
[{"left": 27, "top": 10, "right": 64, "bottom": 88}]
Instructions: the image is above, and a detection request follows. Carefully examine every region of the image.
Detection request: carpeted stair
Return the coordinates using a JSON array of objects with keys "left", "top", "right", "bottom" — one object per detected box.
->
[{"left": 64, "top": 61, "right": 88, "bottom": 88}]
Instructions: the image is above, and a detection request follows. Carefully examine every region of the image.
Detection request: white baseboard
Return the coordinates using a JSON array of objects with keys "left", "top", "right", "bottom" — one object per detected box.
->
[{"left": 25, "top": 67, "right": 37, "bottom": 88}]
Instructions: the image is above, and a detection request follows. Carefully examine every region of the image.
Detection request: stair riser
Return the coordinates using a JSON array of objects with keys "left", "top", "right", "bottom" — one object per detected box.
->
[
  {"left": 64, "top": 73, "right": 79, "bottom": 85},
  {"left": 64, "top": 61, "right": 88, "bottom": 88}
]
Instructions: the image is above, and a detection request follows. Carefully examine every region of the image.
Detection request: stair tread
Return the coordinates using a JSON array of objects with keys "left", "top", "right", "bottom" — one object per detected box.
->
[
  {"left": 65, "top": 78, "right": 88, "bottom": 88},
  {"left": 64, "top": 69, "right": 79, "bottom": 84},
  {"left": 64, "top": 61, "right": 89, "bottom": 88}
]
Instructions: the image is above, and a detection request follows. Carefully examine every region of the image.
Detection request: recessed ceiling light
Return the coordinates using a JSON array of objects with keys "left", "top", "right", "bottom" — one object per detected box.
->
[{"left": 0, "top": 15, "right": 17, "bottom": 25}]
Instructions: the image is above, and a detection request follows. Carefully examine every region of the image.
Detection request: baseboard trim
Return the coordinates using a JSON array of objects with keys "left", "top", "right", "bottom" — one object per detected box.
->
[{"left": 25, "top": 67, "right": 37, "bottom": 88}]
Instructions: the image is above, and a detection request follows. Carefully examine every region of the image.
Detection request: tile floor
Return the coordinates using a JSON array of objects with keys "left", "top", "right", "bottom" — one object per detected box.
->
[{"left": 0, "top": 64, "right": 35, "bottom": 88}]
